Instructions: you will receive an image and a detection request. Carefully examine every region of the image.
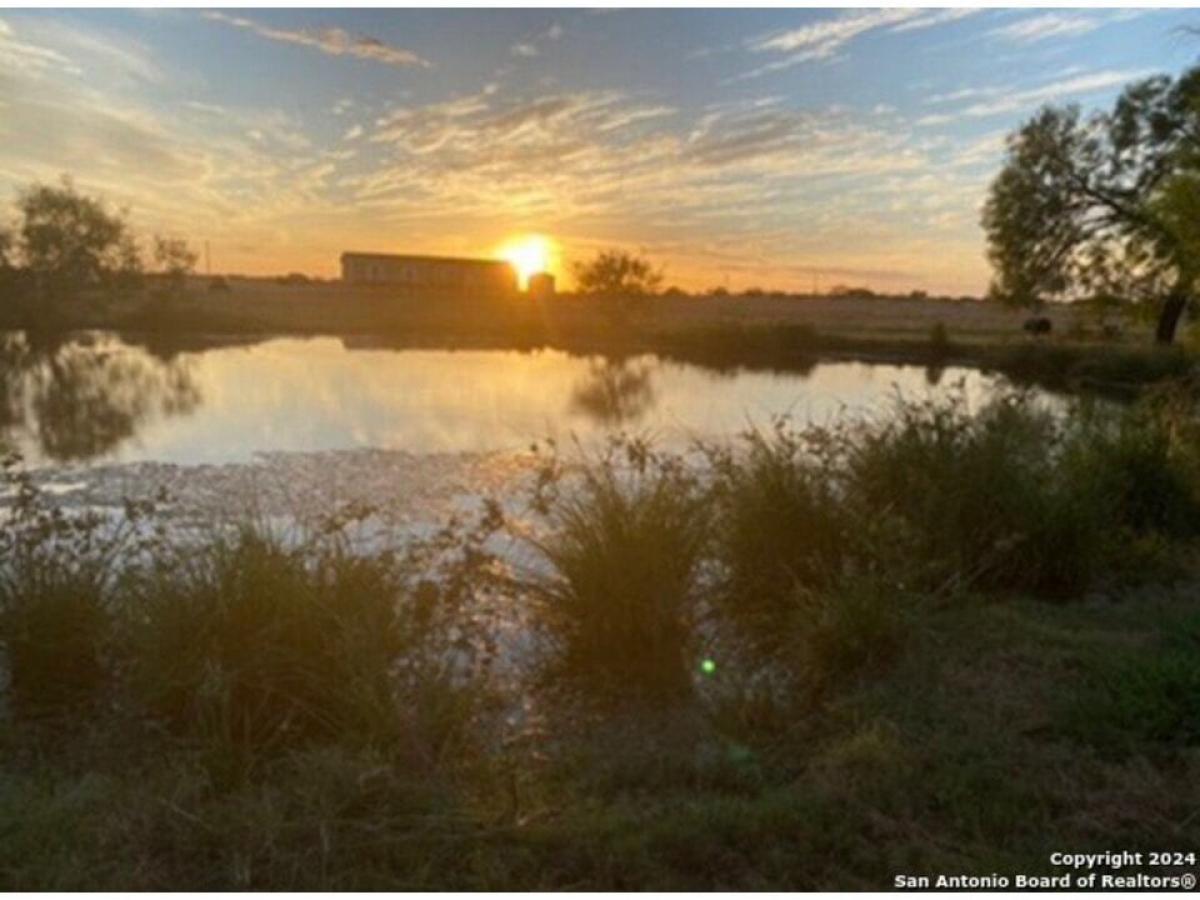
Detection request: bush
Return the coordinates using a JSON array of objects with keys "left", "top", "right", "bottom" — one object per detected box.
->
[{"left": 522, "top": 440, "right": 710, "bottom": 707}]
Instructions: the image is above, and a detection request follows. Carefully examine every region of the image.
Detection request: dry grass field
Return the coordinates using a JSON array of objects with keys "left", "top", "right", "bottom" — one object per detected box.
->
[{"left": 152, "top": 277, "right": 1097, "bottom": 346}]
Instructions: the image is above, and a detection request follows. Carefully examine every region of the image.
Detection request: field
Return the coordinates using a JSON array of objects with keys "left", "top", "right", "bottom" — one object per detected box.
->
[
  {"left": 8, "top": 277, "right": 1182, "bottom": 397},
  {"left": 127, "top": 278, "right": 1080, "bottom": 343}
]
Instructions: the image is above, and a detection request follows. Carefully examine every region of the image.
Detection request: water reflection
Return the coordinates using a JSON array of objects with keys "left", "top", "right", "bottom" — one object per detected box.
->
[
  {"left": 0, "top": 332, "right": 201, "bottom": 462},
  {"left": 569, "top": 358, "right": 657, "bottom": 426},
  {"left": 0, "top": 332, "right": 1025, "bottom": 466}
]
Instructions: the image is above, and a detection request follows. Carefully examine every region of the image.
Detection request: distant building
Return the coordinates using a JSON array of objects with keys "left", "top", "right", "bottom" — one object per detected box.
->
[
  {"left": 340, "top": 252, "right": 518, "bottom": 295},
  {"left": 528, "top": 271, "right": 556, "bottom": 300}
]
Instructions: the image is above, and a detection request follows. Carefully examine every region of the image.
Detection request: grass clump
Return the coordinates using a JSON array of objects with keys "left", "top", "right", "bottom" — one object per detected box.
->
[
  {"left": 792, "top": 575, "right": 906, "bottom": 689},
  {"left": 124, "top": 525, "right": 468, "bottom": 765},
  {"left": 705, "top": 421, "right": 853, "bottom": 656},
  {"left": 1061, "top": 390, "right": 1200, "bottom": 541},
  {"left": 0, "top": 454, "right": 161, "bottom": 716},
  {"left": 846, "top": 391, "right": 1097, "bottom": 596},
  {"left": 522, "top": 439, "right": 710, "bottom": 707}
]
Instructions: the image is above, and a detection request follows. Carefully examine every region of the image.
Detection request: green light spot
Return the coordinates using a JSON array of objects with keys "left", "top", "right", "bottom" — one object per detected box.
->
[{"left": 700, "top": 658, "right": 717, "bottom": 676}]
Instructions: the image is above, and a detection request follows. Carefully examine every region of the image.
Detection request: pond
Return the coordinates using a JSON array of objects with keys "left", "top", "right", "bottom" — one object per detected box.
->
[{"left": 0, "top": 331, "right": 1029, "bottom": 467}]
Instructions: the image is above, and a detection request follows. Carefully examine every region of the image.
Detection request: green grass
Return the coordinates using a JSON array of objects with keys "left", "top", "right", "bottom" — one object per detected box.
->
[{"left": 1061, "top": 610, "right": 1200, "bottom": 755}]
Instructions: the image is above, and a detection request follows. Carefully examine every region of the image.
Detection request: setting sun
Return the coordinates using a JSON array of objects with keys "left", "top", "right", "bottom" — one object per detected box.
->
[{"left": 497, "top": 235, "right": 556, "bottom": 289}]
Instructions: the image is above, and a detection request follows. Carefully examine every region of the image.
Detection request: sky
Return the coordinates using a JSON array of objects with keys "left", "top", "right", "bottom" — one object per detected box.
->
[{"left": 0, "top": 7, "right": 1196, "bottom": 295}]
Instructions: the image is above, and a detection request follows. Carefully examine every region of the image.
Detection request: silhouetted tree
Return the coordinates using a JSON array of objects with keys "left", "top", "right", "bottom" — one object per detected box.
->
[
  {"left": 572, "top": 249, "right": 663, "bottom": 297},
  {"left": 983, "top": 67, "right": 1200, "bottom": 343},
  {"left": 15, "top": 176, "right": 142, "bottom": 306},
  {"left": 828, "top": 284, "right": 876, "bottom": 298},
  {"left": 153, "top": 235, "right": 198, "bottom": 298}
]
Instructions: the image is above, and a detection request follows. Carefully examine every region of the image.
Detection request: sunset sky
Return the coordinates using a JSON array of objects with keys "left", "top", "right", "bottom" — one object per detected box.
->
[{"left": 0, "top": 7, "right": 1195, "bottom": 295}]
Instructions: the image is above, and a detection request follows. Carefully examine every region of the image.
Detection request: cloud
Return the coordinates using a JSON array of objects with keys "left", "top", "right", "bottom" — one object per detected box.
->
[
  {"left": 915, "top": 68, "right": 1154, "bottom": 124},
  {"left": 342, "top": 124, "right": 363, "bottom": 142},
  {"left": 203, "top": 12, "right": 429, "bottom": 69},
  {"left": 890, "top": 8, "right": 983, "bottom": 33},
  {"left": 357, "top": 86, "right": 927, "bottom": 248},
  {"left": 19, "top": 18, "right": 163, "bottom": 83},
  {"left": 510, "top": 23, "right": 563, "bottom": 59},
  {"left": 0, "top": 15, "right": 79, "bottom": 75},
  {"left": 732, "top": 9, "right": 923, "bottom": 82},
  {"left": 989, "top": 13, "right": 1101, "bottom": 45}
]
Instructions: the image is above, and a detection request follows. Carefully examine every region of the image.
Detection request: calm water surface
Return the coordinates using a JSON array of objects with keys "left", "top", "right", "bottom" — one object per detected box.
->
[{"left": 0, "top": 332, "right": 1025, "bottom": 466}]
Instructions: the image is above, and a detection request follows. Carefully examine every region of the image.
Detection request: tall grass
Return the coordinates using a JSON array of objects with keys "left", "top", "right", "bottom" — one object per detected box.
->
[
  {"left": 521, "top": 440, "right": 710, "bottom": 707},
  {"left": 844, "top": 391, "right": 1109, "bottom": 597},
  {"left": 705, "top": 421, "right": 857, "bottom": 657},
  {"left": 124, "top": 528, "right": 421, "bottom": 757},
  {"left": 0, "top": 454, "right": 161, "bottom": 715}
]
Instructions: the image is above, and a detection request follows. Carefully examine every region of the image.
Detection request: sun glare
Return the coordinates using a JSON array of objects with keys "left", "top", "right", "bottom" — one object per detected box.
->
[{"left": 498, "top": 235, "right": 555, "bottom": 289}]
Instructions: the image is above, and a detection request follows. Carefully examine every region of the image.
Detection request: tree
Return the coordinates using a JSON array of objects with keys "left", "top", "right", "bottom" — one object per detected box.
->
[
  {"left": 983, "top": 66, "right": 1200, "bottom": 343},
  {"left": 153, "top": 235, "right": 198, "bottom": 297},
  {"left": 16, "top": 176, "right": 142, "bottom": 304},
  {"left": 572, "top": 249, "right": 663, "bottom": 296}
]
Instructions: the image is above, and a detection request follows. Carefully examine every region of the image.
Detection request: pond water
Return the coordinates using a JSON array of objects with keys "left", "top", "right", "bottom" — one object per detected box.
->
[{"left": 0, "top": 331, "right": 1024, "bottom": 467}]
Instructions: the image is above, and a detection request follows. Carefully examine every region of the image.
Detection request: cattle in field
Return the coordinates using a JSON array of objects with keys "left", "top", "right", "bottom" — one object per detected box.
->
[{"left": 1023, "top": 316, "right": 1052, "bottom": 336}]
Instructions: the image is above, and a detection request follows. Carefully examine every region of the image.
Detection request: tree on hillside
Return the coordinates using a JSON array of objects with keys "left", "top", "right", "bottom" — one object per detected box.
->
[
  {"left": 983, "top": 66, "right": 1200, "bottom": 343},
  {"left": 153, "top": 235, "right": 198, "bottom": 298},
  {"left": 16, "top": 177, "right": 142, "bottom": 305},
  {"left": 572, "top": 249, "right": 663, "bottom": 296}
]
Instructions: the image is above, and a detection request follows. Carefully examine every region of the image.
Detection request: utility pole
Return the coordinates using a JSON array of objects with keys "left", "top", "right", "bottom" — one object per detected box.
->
[{"left": 205, "top": 240, "right": 212, "bottom": 276}]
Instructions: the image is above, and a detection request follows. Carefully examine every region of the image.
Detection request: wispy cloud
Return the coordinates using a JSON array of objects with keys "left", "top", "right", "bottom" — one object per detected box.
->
[
  {"left": 989, "top": 13, "right": 1101, "bottom": 45},
  {"left": 916, "top": 68, "right": 1153, "bottom": 125},
  {"left": 203, "top": 12, "right": 429, "bottom": 69},
  {"left": 510, "top": 43, "right": 538, "bottom": 58},
  {"left": 0, "top": 15, "right": 79, "bottom": 75},
  {"left": 752, "top": 8, "right": 920, "bottom": 56},
  {"left": 890, "top": 8, "right": 983, "bottom": 34},
  {"left": 731, "top": 9, "right": 923, "bottom": 82}
]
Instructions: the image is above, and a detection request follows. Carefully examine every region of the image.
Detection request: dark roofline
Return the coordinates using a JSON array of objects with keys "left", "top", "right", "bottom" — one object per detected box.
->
[{"left": 341, "top": 251, "right": 513, "bottom": 268}]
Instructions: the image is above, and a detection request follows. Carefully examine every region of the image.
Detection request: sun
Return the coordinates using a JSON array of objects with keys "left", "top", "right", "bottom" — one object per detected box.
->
[{"left": 497, "top": 235, "right": 555, "bottom": 289}]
